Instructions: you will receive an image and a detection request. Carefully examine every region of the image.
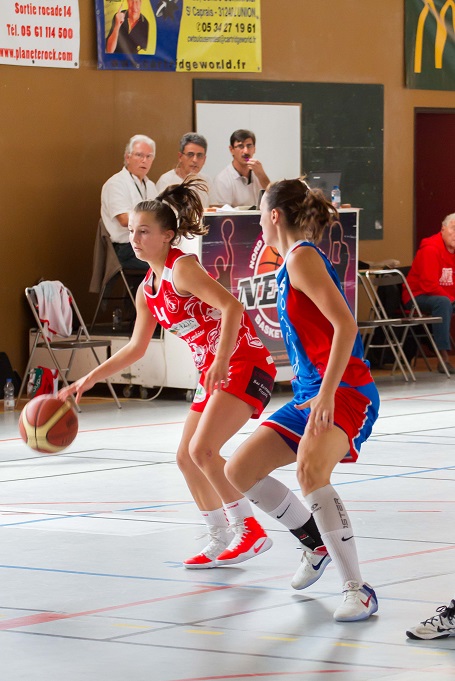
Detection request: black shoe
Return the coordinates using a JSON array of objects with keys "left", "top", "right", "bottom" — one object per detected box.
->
[{"left": 437, "top": 361, "right": 455, "bottom": 375}]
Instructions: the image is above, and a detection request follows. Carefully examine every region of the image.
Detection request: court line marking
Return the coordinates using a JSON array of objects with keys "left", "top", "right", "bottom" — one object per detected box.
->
[{"left": 0, "top": 543, "right": 455, "bottom": 632}]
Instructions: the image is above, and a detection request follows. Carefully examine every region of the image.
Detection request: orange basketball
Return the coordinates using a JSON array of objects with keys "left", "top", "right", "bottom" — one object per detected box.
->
[
  {"left": 256, "top": 245, "right": 283, "bottom": 273},
  {"left": 19, "top": 395, "right": 78, "bottom": 454}
]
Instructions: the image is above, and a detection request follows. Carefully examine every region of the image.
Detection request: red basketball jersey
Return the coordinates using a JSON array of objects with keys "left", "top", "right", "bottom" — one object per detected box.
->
[{"left": 143, "top": 248, "right": 271, "bottom": 373}]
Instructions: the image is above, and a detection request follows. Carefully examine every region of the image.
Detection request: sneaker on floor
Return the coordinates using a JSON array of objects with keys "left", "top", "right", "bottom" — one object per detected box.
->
[
  {"left": 183, "top": 525, "right": 232, "bottom": 569},
  {"left": 216, "top": 517, "right": 272, "bottom": 566},
  {"left": 406, "top": 600, "right": 455, "bottom": 640},
  {"left": 291, "top": 550, "right": 332, "bottom": 590},
  {"left": 333, "top": 581, "right": 378, "bottom": 622},
  {"left": 437, "top": 361, "right": 455, "bottom": 375}
]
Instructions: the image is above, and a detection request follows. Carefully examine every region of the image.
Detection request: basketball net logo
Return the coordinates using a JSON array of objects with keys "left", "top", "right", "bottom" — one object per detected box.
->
[
  {"left": 414, "top": 0, "right": 455, "bottom": 73},
  {"left": 237, "top": 237, "right": 283, "bottom": 340}
]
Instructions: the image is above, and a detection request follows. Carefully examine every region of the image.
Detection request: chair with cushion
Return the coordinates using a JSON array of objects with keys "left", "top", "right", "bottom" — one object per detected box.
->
[{"left": 18, "top": 281, "right": 122, "bottom": 411}]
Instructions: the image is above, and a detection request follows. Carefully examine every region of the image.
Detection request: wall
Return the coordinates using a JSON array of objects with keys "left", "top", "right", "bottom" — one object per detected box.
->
[{"left": 1, "top": 0, "right": 455, "bottom": 373}]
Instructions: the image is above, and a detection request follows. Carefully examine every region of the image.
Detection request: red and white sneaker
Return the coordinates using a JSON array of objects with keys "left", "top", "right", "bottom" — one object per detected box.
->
[
  {"left": 216, "top": 517, "right": 272, "bottom": 566},
  {"left": 183, "top": 525, "right": 232, "bottom": 569}
]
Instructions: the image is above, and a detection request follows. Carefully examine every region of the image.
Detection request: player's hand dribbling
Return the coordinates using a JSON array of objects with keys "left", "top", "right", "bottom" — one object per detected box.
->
[{"left": 58, "top": 374, "right": 96, "bottom": 405}]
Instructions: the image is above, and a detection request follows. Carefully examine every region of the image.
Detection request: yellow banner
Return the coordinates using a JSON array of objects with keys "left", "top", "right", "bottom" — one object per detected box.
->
[{"left": 176, "top": 0, "right": 261, "bottom": 73}]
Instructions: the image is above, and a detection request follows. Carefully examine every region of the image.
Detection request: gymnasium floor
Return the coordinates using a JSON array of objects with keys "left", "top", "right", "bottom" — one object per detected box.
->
[{"left": 1, "top": 372, "right": 455, "bottom": 681}]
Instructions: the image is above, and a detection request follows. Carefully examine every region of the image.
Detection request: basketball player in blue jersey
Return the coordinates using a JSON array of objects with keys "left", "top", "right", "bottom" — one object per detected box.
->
[{"left": 225, "top": 178, "right": 380, "bottom": 622}]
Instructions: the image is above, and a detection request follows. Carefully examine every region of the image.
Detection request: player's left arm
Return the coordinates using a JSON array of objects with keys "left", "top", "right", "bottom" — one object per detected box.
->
[
  {"left": 173, "top": 256, "right": 244, "bottom": 394},
  {"left": 288, "top": 247, "right": 358, "bottom": 434}
]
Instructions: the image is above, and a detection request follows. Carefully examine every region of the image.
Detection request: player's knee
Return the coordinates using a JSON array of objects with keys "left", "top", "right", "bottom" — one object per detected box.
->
[
  {"left": 188, "top": 440, "right": 213, "bottom": 470},
  {"left": 296, "top": 456, "right": 326, "bottom": 496},
  {"left": 176, "top": 444, "right": 191, "bottom": 472},
  {"left": 224, "top": 458, "right": 241, "bottom": 490}
]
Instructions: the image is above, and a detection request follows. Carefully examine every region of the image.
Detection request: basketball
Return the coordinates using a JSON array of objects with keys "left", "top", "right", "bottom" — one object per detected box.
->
[
  {"left": 256, "top": 245, "right": 283, "bottom": 273},
  {"left": 19, "top": 395, "right": 78, "bottom": 454}
]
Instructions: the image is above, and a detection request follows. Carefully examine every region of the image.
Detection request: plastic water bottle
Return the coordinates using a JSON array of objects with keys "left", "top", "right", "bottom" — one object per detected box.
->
[
  {"left": 331, "top": 185, "right": 341, "bottom": 209},
  {"left": 3, "top": 378, "right": 15, "bottom": 411}
]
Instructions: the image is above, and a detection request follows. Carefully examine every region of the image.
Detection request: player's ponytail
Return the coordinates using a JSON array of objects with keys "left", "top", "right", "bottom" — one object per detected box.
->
[
  {"left": 265, "top": 177, "right": 337, "bottom": 244},
  {"left": 134, "top": 177, "right": 208, "bottom": 244}
]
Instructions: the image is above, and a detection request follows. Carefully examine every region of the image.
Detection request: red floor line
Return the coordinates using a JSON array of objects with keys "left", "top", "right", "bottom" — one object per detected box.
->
[
  {"left": 1, "top": 543, "right": 455, "bottom": 632},
  {"left": 0, "top": 583, "right": 235, "bottom": 631},
  {"left": 167, "top": 671, "right": 379, "bottom": 680},
  {"left": 380, "top": 390, "right": 455, "bottom": 401}
]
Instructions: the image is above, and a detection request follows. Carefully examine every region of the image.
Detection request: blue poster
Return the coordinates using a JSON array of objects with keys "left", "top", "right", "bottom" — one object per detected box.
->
[
  {"left": 95, "top": 0, "right": 261, "bottom": 72},
  {"left": 96, "top": 0, "right": 182, "bottom": 71}
]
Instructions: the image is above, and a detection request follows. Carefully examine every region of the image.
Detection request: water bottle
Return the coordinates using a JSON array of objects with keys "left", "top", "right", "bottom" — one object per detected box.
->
[
  {"left": 3, "top": 378, "right": 15, "bottom": 412},
  {"left": 112, "top": 308, "right": 122, "bottom": 331},
  {"left": 331, "top": 185, "right": 341, "bottom": 209}
]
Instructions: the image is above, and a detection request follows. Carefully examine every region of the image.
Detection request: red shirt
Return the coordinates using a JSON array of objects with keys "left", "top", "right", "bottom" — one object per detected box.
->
[
  {"left": 403, "top": 232, "right": 455, "bottom": 305},
  {"left": 143, "top": 248, "right": 271, "bottom": 373}
]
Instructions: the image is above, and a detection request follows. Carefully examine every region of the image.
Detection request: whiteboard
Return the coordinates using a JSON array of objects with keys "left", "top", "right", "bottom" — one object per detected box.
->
[{"left": 195, "top": 102, "right": 301, "bottom": 182}]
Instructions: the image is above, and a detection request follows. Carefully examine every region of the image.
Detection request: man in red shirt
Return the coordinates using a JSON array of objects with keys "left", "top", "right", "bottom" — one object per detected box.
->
[{"left": 403, "top": 213, "right": 455, "bottom": 374}]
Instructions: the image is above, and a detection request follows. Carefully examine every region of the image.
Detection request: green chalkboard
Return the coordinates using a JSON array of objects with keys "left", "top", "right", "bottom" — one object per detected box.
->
[{"left": 193, "top": 80, "right": 384, "bottom": 241}]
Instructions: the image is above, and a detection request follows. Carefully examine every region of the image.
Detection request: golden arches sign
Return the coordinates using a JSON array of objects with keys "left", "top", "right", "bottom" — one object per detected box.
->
[{"left": 414, "top": 0, "right": 455, "bottom": 72}]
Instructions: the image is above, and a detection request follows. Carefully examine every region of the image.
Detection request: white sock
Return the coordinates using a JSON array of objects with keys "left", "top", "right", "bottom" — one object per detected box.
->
[
  {"left": 245, "top": 477, "right": 311, "bottom": 530},
  {"left": 305, "top": 484, "right": 363, "bottom": 586},
  {"left": 224, "top": 497, "right": 252, "bottom": 523},
  {"left": 201, "top": 507, "right": 228, "bottom": 528}
]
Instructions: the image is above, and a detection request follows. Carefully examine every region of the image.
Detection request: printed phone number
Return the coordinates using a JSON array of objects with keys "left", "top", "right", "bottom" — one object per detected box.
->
[
  {"left": 6, "top": 24, "right": 74, "bottom": 38},
  {"left": 196, "top": 22, "right": 256, "bottom": 34}
]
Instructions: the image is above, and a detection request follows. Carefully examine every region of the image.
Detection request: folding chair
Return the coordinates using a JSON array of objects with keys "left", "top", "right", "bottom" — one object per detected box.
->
[
  {"left": 357, "top": 272, "right": 414, "bottom": 382},
  {"left": 18, "top": 282, "right": 122, "bottom": 411},
  {"left": 361, "top": 269, "right": 451, "bottom": 379},
  {"left": 89, "top": 219, "right": 137, "bottom": 331}
]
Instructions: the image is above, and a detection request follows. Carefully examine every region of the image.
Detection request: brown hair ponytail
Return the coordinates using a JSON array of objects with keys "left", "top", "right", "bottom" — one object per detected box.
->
[
  {"left": 266, "top": 177, "right": 337, "bottom": 244},
  {"left": 133, "top": 177, "right": 209, "bottom": 244}
]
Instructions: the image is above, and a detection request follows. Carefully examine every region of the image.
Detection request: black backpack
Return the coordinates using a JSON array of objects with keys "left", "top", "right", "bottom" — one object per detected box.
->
[{"left": 0, "top": 352, "right": 22, "bottom": 398}]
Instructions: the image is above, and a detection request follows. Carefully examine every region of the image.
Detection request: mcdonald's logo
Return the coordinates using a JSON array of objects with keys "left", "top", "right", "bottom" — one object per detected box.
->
[{"left": 414, "top": 0, "right": 455, "bottom": 73}]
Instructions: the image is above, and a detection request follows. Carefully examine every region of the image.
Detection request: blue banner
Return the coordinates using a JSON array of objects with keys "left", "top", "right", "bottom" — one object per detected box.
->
[{"left": 95, "top": 0, "right": 261, "bottom": 72}]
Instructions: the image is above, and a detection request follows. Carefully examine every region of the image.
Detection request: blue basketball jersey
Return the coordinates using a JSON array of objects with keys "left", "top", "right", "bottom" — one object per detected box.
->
[{"left": 276, "top": 241, "right": 373, "bottom": 402}]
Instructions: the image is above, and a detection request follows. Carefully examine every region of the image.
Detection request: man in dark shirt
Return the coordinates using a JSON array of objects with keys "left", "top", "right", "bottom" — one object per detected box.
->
[{"left": 106, "top": 0, "right": 149, "bottom": 54}]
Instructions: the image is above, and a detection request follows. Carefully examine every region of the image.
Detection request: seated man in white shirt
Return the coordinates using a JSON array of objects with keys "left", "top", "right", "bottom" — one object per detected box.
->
[
  {"left": 213, "top": 129, "right": 270, "bottom": 208},
  {"left": 101, "top": 134, "right": 157, "bottom": 272},
  {"left": 156, "top": 132, "right": 214, "bottom": 207}
]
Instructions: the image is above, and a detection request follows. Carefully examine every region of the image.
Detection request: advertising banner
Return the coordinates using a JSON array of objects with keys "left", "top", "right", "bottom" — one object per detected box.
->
[
  {"left": 95, "top": 0, "right": 261, "bottom": 72},
  {"left": 202, "top": 212, "right": 358, "bottom": 368},
  {"left": 405, "top": 0, "right": 455, "bottom": 90},
  {"left": 0, "top": 1, "right": 80, "bottom": 69}
]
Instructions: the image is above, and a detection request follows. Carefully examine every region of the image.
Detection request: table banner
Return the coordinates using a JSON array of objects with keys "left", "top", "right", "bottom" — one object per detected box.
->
[
  {"left": 95, "top": 0, "right": 261, "bottom": 72},
  {"left": 202, "top": 212, "right": 357, "bottom": 368},
  {"left": 0, "top": 1, "right": 80, "bottom": 68}
]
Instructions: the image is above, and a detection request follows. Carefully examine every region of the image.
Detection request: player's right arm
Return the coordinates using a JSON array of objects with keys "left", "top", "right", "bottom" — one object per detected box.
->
[{"left": 58, "top": 283, "right": 156, "bottom": 403}]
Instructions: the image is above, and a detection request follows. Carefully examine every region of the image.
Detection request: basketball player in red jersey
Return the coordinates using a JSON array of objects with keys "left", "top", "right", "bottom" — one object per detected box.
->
[
  {"left": 225, "top": 178, "right": 380, "bottom": 622},
  {"left": 59, "top": 178, "right": 277, "bottom": 569}
]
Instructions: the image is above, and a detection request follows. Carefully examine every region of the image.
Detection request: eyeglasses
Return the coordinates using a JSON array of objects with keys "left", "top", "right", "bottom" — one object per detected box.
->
[
  {"left": 181, "top": 152, "right": 206, "bottom": 160},
  {"left": 131, "top": 152, "right": 154, "bottom": 161},
  {"left": 233, "top": 143, "right": 255, "bottom": 151}
]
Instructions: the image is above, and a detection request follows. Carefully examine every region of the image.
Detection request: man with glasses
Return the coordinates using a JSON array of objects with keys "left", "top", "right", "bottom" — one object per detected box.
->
[
  {"left": 403, "top": 213, "right": 455, "bottom": 374},
  {"left": 213, "top": 129, "right": 270, "bottom": 208},
  {"left": 101, "top": 134, "right": 157, "bottom": 271},
  {"left": 156, "top": 133, "right": 214, "bottom": 207}
]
